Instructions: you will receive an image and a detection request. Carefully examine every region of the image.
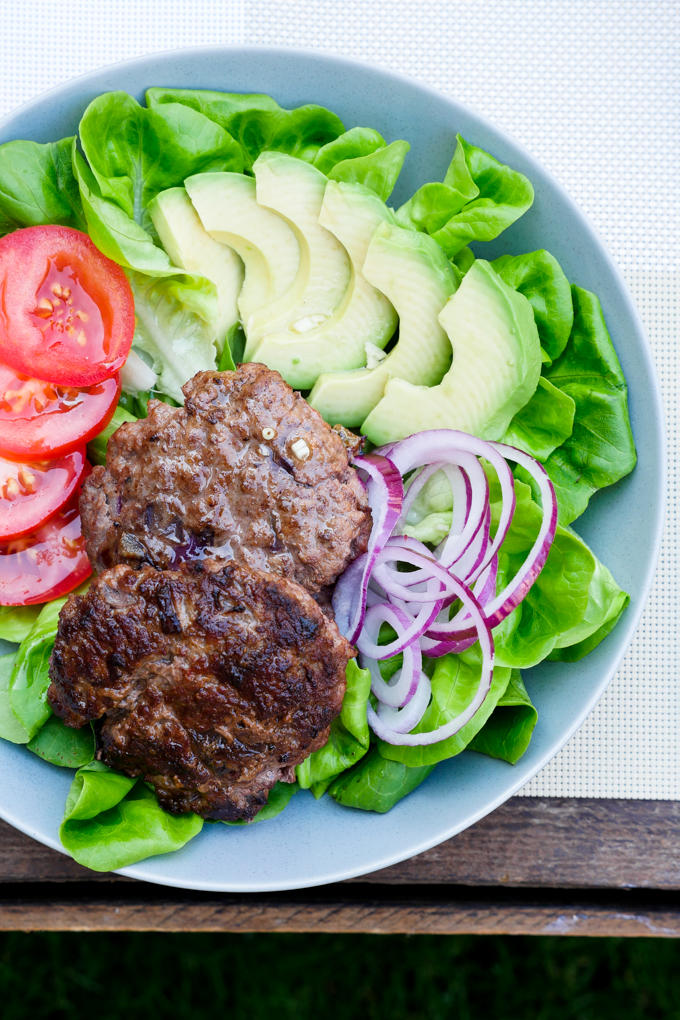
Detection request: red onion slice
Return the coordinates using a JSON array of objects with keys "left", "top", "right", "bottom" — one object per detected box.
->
[
  {"left": 481, "top": 443, "right": 557, "bottom": 629},
  {"left": 375, "top": 670, "right": 433, "bottom": 733},
  {"left": 332, "top": 453, "right": 403, "bottom": 642},
  {"left": 367, "top": 577, "right": 494, "bottom": 746}
]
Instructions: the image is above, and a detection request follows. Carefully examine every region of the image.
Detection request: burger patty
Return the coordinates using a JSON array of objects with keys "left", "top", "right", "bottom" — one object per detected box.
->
[
  {"left": 79, "top": 363, "right": 372, "bottom": 594},
  {"left": 47, "top": 561, "right": 353, "bottom": 821}
]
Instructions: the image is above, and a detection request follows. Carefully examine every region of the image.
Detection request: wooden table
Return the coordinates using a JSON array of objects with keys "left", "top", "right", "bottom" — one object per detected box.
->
[{"left": 2, "top": 798, "right": 680, "bottom": 937}]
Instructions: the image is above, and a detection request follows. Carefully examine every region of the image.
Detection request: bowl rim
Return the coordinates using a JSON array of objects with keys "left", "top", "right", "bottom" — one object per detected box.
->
[{"left": 0, "top": 44, "right": 666, "bottom": 891}]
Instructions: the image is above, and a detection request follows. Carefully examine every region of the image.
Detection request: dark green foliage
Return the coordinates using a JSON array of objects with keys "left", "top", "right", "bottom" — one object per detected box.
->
[{"left": 1, "top": 932, "right": 680, "bottom": 1019}]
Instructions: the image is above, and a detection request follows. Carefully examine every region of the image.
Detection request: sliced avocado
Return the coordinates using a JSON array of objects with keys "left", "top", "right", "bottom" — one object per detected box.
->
[
  {"left": 246, "top": 152, "right": 351, "bottom": 360},
  {"left": 252, "top": 181, "right": 397, "bottom": 389},
  {"left": 362, "top": 259, "right": 542, "bottom": 446},
  {"left": 148, "top": 187, "right": 244, "bottom": 356},
  {"left": 184, "top": 171, "right": 300, "bottom": 330},
  {"left": 308, "top": 221, "right": 457, "bottom": 427}
]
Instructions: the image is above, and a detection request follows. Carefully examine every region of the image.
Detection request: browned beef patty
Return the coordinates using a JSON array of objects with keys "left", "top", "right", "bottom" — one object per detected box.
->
[
  {"left": 47, "top": 561, "right": 353, "bottom": 821},
  {"left": 79, "top": 363, "right": 371, "bottom": 593}
]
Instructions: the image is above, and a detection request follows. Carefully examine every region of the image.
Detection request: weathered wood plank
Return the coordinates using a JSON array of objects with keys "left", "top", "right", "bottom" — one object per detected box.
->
[
  {"left": 355, "top": 798, "right": 680, "bottom": 889},
  {"left": 1, "top": 893, "right": 679, "bottom": 937},
  {"left": 2, "top": 798, "right": 679, "bottom": 889}
]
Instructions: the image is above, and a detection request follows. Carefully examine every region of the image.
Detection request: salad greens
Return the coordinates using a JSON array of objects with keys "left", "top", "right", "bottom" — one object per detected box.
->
[
  {"left": 395, "top": 134, "right": 534, "bottom": 256},
  {"left": 60, "top": 762, "right": 202, "bottom": 871},
  {"left": 0, "top": 85, "right": 637, "bottom": 867}
]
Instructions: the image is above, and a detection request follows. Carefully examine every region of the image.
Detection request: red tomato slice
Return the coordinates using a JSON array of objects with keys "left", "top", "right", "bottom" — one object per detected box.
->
[
  {"left": 0, "top": 362, "right": 120, "bottom": 458},
  {"left": 0, "top": 490, "right": 92, "bottom": 605},
  {"left": 0, "top": 447, "right": 87, "bottom": 541},
  {"left": 0, "top": 225, "right": 135, "bottom": 386}
]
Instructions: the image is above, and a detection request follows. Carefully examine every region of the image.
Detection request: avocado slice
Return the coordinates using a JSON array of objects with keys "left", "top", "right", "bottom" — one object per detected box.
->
[
  {"left": 148, "top": 187, "right": 244, "bottom": 357},
  {"left": 308, "top": 221, "right": 458, "bottom": 427},
  {"left": 246, "top": 152, "right": 351, "bottom": 361},
  {"left": 362, "top": 259, "right": 542, "bottom": 446},
  {"left": 184, "top": 171, "right": 300, "bottom": 332},
  {"left": 252, "top": 181, "right": 397, "bottom": 389}
]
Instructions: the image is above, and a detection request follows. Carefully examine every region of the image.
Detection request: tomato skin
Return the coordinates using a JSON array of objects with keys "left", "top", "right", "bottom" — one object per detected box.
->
[
  {"left": 0, "top": 447, "right": 87, "bottom": 541},
  {"left": 0, "top": 225, "right": 134, "bottom": 386},
  {"left": 0, "top": 490, "right": 92, "bottom": 605},
  {"left": 0, "top": 363, "right": 120, "bottom": 459}
]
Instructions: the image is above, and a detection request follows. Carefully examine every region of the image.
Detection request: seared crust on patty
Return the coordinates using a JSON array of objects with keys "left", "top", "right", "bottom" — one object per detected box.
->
[
  {"left": 47, "top": 561, "right": 353, "bottom": 821},
  {"left": 79, "top": 364, "right": 371, "bottom": 593}
]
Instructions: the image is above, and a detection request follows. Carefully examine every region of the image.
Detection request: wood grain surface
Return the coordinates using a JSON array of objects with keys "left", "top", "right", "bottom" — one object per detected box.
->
[
  {"left": 2, "top": 798, "right": 679, "bottom": 889},
  {"left": 1, "top": 889, "right": 679, "bottom": 937},
  {"left": 3, "top": 798, "right": 680, "bottom": 935}
]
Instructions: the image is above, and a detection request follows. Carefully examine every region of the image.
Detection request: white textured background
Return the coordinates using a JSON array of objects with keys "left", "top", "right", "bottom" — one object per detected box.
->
[{"left": 0, "top": 0, "right": 677, "bottom": 798}]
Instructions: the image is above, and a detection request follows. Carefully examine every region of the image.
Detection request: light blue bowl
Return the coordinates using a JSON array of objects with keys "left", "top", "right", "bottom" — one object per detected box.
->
[{"left": 0, "top": 47, "right": 664, "bottom": 892}]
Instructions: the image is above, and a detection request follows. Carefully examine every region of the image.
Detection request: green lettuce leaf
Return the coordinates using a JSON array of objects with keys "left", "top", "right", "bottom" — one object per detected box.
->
[
  {"left": 146, "top": 88, "right": 345, "bottom": 171},
  {"left": 395, "top": 135, "right": 533, "bottom": 257},
  {"left": 327, "top": 139, "right": 410, "bottom": 201},
  {"left": 328, "top": 745, "right": 436, "bottom": 813},
  {"left": 27, "top": 715, "right": 95, "bottom": 768},
  {"left": 0, "top": 605, "right": 41, "bottom": 644},
  {"left": 491, "top": 250, "right": 573, "bottom": 363},
  {"left": 60, "top": 763, "right": 203, "bottom": 871},
  {"left": 297, "top": 659, "right": 371, "bottom": 797},
  {"left": 8, "top": 597, "right": 68, "bottom": 739},
  {"left": 78, "top": 92, "right": 243, "bottom": 235},
  {"left": 549, "top": 548, "right": 630, "bottom": 662},
  {"left": 87, "top": 406, "right": 138, "bottom": 466},
  {"left": 542, "top": 285, "right": 637, "bottom": 525},
  {"left": 224, "top": 781, "right": 299, "bottom": 826},
  {"left": 0, "top": 650, "right": 28, "bottom": 744},
  {"left": 492, "top": 481, "right": 594, "bottom": 668},
  {"left": 378, "top": 646, "right": 513, "bottom": 768},
  {"left": 128, "top": 271, "right": 219, "bottom": 402},
  {"left": 503, "top": 377, "right": 576, "bottom": 462},
  {"left": 313, "top": 127, "right": 386, "bottom": 174},
  {"left": 72, "top": 146, "right": 179, "bottom": 276},
  {"left": 0, "top": 136, "right": 85, "bottom": 236},
  {"left": 467, "top": 669, "right": 537, "bottom": 764}
]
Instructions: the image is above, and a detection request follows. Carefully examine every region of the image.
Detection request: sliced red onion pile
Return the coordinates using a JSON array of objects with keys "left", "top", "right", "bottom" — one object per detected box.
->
[{"left": 332, "top": 429, "right": 557, "bottom": 747}]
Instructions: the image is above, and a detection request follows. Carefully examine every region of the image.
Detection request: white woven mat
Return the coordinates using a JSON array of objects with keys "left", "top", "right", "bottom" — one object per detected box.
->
[{"left": 0, "top": 0, "right": 677, "bottom": 799}]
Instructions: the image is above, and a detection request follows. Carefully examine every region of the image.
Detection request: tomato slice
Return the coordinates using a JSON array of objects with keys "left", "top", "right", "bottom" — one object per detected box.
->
[
  {"left": 0, "top": 225, "right": 135, "bottom": 386},
  {"left": 0, "top": 490, "right": 92, "bottom": 605},
  {"left": 0, "top": 362, "right": 120, "bottom": 458},
  {"left": 0, "top": 447, "right": 87, "bottom": 541}
]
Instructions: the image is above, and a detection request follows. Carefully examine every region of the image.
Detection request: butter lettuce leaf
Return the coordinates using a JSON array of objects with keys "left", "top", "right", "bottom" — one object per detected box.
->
[
  {"left": 503, "top": 377, "right": 575, "bottom": 462},
  {"left": 9, "top": 597, "right": 68, "bottom": 739},
  {"left": 378, "top": 646, "right": 513, "bottom": 768},
  {"left": 0, "top": 651, "right": 28, "bottom": 744},
  {"left": 327, "top": 139, "right": 410, "bottom": 201},
  {"left": 146, "top": 88, "right": 344, "bottom": 171},
  {"left": 313, "top": 127, "right": 387, "bottom": 174},
  {"left": 60, "top": 763, "right": 203, "bottom": 871},
  {"left": 549, "top": 546, "right": 629, "bottom": 662},
  {"left": 468, "top": 669, "right": 537, "bottom": 764},
  {"left": 79, "top": 92, "right": 243, "bottom": 235},
  {"left": 27, "top": 715, "right": 95, "bottom": 768},
  {"left": 396, "top": 135, "right": 533, "bottom": 257},
  {"left": 491, "top": 250, "right": 573, "bottom": 363},
  {"left": 542, "top": 285, "right": 637, "bottom": 525},
  {"left": 128, "top": 271, "right": 219, "bottom": 402},
  {"left": 0, "top": 605, "right": 41, "bottom": 644},
  {"left": 0, "top": 136, "right": 85, "bottom": 236},
  {"left": 297, "top": 659, "right": 371, "bottom": 797},
  {"left": 87, "top": 406, "right": 138, "bottom": 466},
  {"left": 328, "top": 746, "right": 436, "bottom": 813}
]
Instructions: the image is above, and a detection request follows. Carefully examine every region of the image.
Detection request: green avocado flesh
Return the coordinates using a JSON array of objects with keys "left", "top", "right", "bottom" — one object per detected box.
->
[
  {"left": 242, "top": 152, "right": 351, "bottom": 366},
  {"left": 185, "top": 171, "right": 300, "bottom": 334},
  {"left": 252, "top": 181, "right": 397, "bottom": 389},
  {"left": 308, "top": 221, "right": 458, "bottom": 427},
  {"left": 148, "top": 187, "right": 243, "bottom": 356},
  {"left": 362, "top": 259, "right": 542, "bottom": 446}
]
